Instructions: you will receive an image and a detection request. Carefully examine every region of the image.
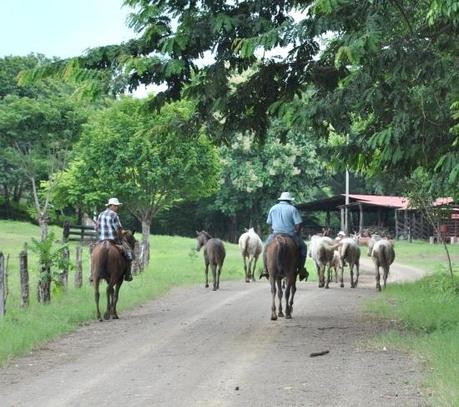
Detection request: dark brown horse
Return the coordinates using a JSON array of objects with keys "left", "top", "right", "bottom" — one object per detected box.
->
[
  {"left": 265, "top": 234, "right": 299, "bottom": 320},
  {"left": 196, "top": 231, "right": 226, "bottom": 291},
  {"left": 91, "top": 230, "right": 136, "bottom": 321}
]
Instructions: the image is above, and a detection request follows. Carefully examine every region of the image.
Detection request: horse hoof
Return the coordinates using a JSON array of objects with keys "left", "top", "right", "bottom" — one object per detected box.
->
[
  {"left": 212, "top": 287, "right": 217, "bottom": 291},
  {"left": 113, "top": 315, "right": 119, "bottom": 319},
  {"left": 245, "top": 279, "right": 250, "bottom": 283},
  {"left": 271, "top": 315, "right": 278, "bottom": 321},
  {"left": 325, "top": 285, "right": 329, "bottom": 289},
  {"left": 205, "top": 284, "right": 209, "bottom": 288},
  {"left": 286, "top": 314, "right": 292, "bottom": 319},
  {"left": 104, "top": 314, "right": 110, "bottom": 320},
  {"left": 340, "top": 283, "right": 344, "bottom": 288},
  {"left": 278, "top": 312, "right": 284, "bottom": 318}
]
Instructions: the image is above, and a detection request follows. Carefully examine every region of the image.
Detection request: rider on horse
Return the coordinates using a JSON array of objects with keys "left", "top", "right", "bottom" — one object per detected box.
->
[
  {"left": 95, "top": 197, "right": 133, "bottom": 281},
  {"left": 261, "top": 192, "right": 308, "bottom": 281}
]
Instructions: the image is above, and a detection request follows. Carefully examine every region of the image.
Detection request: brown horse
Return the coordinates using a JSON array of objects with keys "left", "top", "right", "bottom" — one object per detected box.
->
[
  {"left": 91, "top": 230, "right": 136, "bottom": 321},
  {"left": 196, "top": 231, "right": 226, "bottom": 291},
  {"left": 265, "top": 234, "right": 299, "bottom": 320}
]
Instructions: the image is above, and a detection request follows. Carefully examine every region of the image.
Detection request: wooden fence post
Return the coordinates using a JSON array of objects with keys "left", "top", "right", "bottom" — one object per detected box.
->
[
  {"left": 88, "top": 243, "right": 95, "bottom": 284},
  {"left": 74, "top": 246, "right": 83, "bottom": 288},
  {"left": 19, "top": 250, "right": 29, "bottom": 307},
  {"left": 59, "top": 247, "right": 69, "bottom": 289},
  {"left": 0, "top": 253, "right": 5, "bottom": 317},
  {"left": 37, "top": 265, "right": 51, "bottom": 304}
]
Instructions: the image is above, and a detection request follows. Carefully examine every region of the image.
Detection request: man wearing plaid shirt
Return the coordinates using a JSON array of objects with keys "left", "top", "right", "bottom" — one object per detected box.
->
[{"left": 96, "top": 197, "right": 133, "bottom": 281}]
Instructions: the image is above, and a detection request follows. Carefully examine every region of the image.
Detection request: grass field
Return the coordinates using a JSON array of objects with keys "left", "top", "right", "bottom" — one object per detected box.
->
[
  {"left": 1, "top": 220, "right": 459, "bottom": 406},
  {"left": 0, "top": 220, "right": 250, "bottom": 365},
  {"left": 365, "top": 241, "right": 459, "bottom": 406}
]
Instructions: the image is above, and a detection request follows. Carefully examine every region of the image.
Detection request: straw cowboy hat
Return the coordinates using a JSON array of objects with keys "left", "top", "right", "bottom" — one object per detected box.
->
[
  {"left": 105, "top": 197, "right": 122, "bottom": 206},
  {"left": 278, "top": 192, "right": 295, "bottom": 201}
]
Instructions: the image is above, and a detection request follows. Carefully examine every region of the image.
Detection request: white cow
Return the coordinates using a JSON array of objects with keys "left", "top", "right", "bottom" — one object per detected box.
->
[{"left": 310, "top": 235, "right": 340, "bottom": 288}]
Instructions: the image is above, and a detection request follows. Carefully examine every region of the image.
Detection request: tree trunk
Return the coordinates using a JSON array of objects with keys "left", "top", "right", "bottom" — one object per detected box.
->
[
  {"left": 141, "top": 218, "right": 151, "bottom": 268},
  {"left": 38, "top": 214, "right": 49, "bottom": 241}
]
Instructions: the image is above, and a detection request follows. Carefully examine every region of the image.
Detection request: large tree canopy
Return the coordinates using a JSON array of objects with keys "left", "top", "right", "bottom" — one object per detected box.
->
[
  {"left": 53, "top": 96, "right": 220, "bottom": 253},
  {"left": 25, "top": 1, "right": 459, "bottom": 194}
]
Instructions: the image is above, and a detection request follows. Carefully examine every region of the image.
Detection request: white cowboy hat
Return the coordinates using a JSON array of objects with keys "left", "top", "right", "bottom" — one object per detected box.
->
[
  {"left": 337, "top": 231, "right": 346, "bottom": 236},
  {"left": 105, "top": 197, "right": 122, "bottom": 206},
  {"left": 278, "top": 192, "right": 295, "bottom": 201}
]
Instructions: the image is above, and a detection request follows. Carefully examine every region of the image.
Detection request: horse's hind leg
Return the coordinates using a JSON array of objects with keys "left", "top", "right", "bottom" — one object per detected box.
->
[
  {"left": 276, "top": 278, "right": 284, "bottom": 318},
  {"left": 205, "top": 261, "right": 209, "bottom": 288},
  {"left": 383, "top": 265, "right": 389, "bottom": 289},
  {"left": 285, "top": 281, "right": 292, "bottom": 319},
  {"left": 270, "top": 277, "right": 278, "bottom": 321},
  {"left": 112, "top": 283, "right": 122, "bottom": 319},
  {"left": 286, "top": 279, "right": 296, "bottom": 319},
  {"left": 325, "top": 265, "right": 331, "bottom": 289},
  {"left": 375, "top": 264, "right": 382, "bottom": 291},
  {"left": 354, "top": 262, "right": 360, "bottom": 287},
  {"left": 94, "top": 279, "right": 102, "bottom": 321},
  {"left": 243, "top": 256, "right": 249, "bottom": 283},
  {"left": 216, "top": 263, "right": 222, "bottom": 290},
  {"left": 247, "top": 257, "right": 253, "bottom": 282},
  {"left": 252, "top": 256, "right": 259, "bottom": 282},
  {"left": 211, "top": 264, "right": 217, "bottom": 291},
  {"left": 104, "top": 285, "right": 113, "bottom": 320}
]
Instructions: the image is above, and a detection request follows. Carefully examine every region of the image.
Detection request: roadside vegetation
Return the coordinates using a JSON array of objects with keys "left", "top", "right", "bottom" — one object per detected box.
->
[
  {"left": 0, "top": 220, "right": 245, "bottom": 365},
  {"left": 367, "top": 241, "right": 459, "bottom": 406}
]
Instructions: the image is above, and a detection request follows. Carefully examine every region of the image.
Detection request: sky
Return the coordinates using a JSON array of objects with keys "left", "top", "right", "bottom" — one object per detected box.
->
[{"left": 0, "top": 0, "right": 135, "bottom": 58}]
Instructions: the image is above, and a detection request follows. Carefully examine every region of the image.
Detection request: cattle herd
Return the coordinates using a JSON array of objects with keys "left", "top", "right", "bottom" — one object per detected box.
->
[
  {"left": 197, "top": 228, "right": 395, "bottom": 291},
  {"left": 196, "top": 228, "right": 396, "bottom": 295}
]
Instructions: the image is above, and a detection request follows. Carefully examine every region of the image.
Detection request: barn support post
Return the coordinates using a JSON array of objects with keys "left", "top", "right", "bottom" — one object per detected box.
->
[
  {"left": 0, "top": 253, "right": 5, "bottom": 317},
  {"left": 359, "top": 204, "right": 364, "bottom": 233},
  {"left": 340, "top": 207, "right": 345, "bottom": 233},
  {"left": 326, "top": 211, "right": 331, "bottom": 228},
  {"left": 19, "top": 250, "right": 29, "bottom": 307},
  {"left": 395, "top": 210, "right": 399, "bottom": 239}
]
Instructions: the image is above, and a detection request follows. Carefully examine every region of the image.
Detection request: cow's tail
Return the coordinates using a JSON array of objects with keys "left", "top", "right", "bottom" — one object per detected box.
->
[{"left": 380, "top": 244, "right": 392, "bottom": 269}]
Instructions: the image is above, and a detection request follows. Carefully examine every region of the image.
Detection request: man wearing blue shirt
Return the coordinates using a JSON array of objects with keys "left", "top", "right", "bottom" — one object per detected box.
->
[{"left": 262, "top": 192, "right": 308, "bottom": 281}]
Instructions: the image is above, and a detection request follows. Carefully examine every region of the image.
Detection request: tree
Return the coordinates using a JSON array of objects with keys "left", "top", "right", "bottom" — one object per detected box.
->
[
  {"left": 211, "top": 117, "right": 327, "bottom": 238},
  {"left": 0, "top": 93, "right": 87, "bottom": 238},
  {"left": 27, "top": 1, "right": 458, "bottom": 192},
  {"left": 54, "top": 97, "right": 220, "bottom": 265}
]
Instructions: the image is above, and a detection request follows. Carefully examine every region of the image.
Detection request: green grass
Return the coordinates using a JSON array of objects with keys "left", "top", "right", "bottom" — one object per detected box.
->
[
  {"left": 0, "top": 220, "right": 245, "bottom": 365},
  {"left": 2, "top": 221, "right": 459, "bottom": 405},
  {"left": 391, "top": 239, "right": 459, "bottom": 275},
  {"left": 366, "top": 248, "right": 459, "bottom": 406}
]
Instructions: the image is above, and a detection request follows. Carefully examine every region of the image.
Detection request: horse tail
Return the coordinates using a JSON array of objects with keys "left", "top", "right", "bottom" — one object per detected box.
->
[
  {"left": 243, "top": 235, "right": 250, "bottom": 257},
  {"left": 276, "top": 237, "right": 289, "bottom": 276},
  {"left": 94, "top": 242, "right": 110, "bottom": 279}
]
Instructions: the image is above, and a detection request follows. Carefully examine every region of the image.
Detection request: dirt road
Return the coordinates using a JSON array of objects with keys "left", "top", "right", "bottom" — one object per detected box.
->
[{"left": 0, "top": 260, "right": 428, "bottom": 406}]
